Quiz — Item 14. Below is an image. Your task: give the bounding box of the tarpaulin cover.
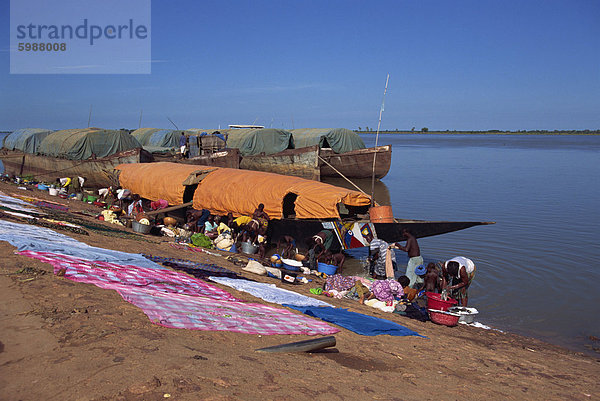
[221,128,293,156]
[131,128,181,148]
[115,162,371,219]
[290,128,365,154]
[37,128,142,160]
[115,162,214,206]
[3,128,53,153]
[192,167,371,219]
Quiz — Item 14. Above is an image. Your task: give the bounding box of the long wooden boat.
[0,148,153,188]
[319,144,391,179]
[239,145,320,180]
[150,148,241,169]
[113,162,494,249]
[234,144,391,181]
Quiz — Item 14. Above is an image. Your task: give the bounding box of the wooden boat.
[0,127,153,188]
[183,128,391,181]
[113,162,494,249]
[0,148,153,188]
[319,145,391,179]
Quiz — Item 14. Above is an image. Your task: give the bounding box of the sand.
[0,182,598,401]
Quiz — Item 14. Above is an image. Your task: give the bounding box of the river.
[326,133,600,355]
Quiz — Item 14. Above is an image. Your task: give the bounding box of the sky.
[1,0,599,131]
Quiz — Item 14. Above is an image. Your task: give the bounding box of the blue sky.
[1,0,599,131]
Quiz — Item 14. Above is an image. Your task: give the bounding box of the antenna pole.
[370,74,389,207]
[87,105,92,127]
[167,116,179,130]
[138,109,143,129]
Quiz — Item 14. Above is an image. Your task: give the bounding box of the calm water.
[334,134,600,354]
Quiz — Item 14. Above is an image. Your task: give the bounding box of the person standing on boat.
[395,228,423,288]
[179,132,188,158]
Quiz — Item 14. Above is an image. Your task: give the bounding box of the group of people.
[366,228,476,306]
[186,203,270,258]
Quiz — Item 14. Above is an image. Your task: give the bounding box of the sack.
[242,260,267,275]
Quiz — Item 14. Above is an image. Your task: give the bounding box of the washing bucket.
[426,292,458,311]
[370,206,395,223]
[132,220,152,234]
[240,241,258,254]
[48,188,59,196]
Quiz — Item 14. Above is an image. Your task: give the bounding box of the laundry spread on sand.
[0,220,162,270]
[120,287,339,335]
[209,276,333,308]
[14,249,339,335]
[0,191,40,213]
[284,305,424,337]
[143,254,238,278]
[18,251,238,300]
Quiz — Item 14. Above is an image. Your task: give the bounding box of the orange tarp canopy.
[115,162,215,207]
[115,162,371,219]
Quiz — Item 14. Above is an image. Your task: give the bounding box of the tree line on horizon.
[355,127,600,135]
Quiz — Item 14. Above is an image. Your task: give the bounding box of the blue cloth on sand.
[283,305,425,337]
[0,220,163,270]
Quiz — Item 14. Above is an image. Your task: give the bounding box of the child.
[423,262,440,293]
[398,275,418,301]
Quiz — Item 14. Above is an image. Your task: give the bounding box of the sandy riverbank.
[0,181,598,401]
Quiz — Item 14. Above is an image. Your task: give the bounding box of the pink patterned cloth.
[371,279,404,302]
[18,251,339,335]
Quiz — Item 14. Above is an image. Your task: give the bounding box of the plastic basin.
[426,292,458,311]
[132,220,152,234]
[281,258,302,271]
[317,262,337,276]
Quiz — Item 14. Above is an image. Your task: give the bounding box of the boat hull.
[0,148,152,188]
[240,145,320,180]
[319,145,391,179]
[267,218,493,252]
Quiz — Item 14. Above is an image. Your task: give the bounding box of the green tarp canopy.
[290,128,365,154]
[222,128,294,156]
[131,128,181,149]
[38,128,142,160]
[3,128,53,153]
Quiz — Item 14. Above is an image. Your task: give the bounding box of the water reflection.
[322,177,391,206]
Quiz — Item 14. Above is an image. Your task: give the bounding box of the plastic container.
[428,309,461,327]
[281,272,297,284]
[37,184,48,191]
[240,241,258,254]
[75,192,83,201]
[281,258,302,271]
[369,206,395,223]
[132,220,152,234]
[448,306,479,324]
[317,262,337,276]
[426,292,458,311]
[86,195,98,203]
[48,188,59,196]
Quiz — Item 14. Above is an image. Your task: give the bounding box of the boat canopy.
[290,128,365,154]
[131,128,181,149]
[3,128,53,153]
[38,128,142,160]
[115,162,371,219]
[222,128,293,156]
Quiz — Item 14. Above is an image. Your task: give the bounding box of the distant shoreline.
[356,130,600,135]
